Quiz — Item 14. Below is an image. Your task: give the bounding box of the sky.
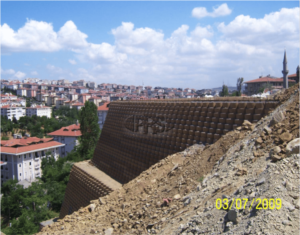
[1,1,299,89]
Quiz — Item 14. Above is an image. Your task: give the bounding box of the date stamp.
[216,198,282,210]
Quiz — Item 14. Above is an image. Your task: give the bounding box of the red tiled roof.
[97,103,110,111]
[288,73,297,78]
[0,137,53,147]
[48,124,81,137]
[245,76,297,84]
[71,102,84,106]
[26,105,51,109]
[1,141,64,154]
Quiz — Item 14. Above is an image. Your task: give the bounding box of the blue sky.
[1,1,299,89]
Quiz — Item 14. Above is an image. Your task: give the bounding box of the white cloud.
[1,68,15,75]
[14,71,26,79]
[58,21,89,49]
[1,6,299,88]
[1,19,89,53]
[218,7,299,48]
[1,68,26,79]
[192,3,232,19]
[69,59,77,65]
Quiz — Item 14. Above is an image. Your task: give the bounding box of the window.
[35,152,39,158]
[1,166,2,170]
[5,155,7,161]
[20,173,22,176]
[19,164,21,167]
[1,175,3,178]
[24,155,26,159]
[29,162,31,166]
[0,156,2,161]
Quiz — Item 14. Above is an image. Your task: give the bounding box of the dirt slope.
[38,85,299,235]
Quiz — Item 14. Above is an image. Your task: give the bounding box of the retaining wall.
[59,161,121,219]
[60,98,279,218]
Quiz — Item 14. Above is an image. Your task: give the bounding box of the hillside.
[38,85,299,235]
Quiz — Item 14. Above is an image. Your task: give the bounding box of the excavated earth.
[38,85,299,235]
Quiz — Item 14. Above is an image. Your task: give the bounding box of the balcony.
[34,157,39,161]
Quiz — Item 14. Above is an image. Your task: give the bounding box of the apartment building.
[244,75,297,95]
[48,124,81,157]
[97,102,109,129]
[0,137,65,184]
[26,105,52,118]
[1,105,25,120]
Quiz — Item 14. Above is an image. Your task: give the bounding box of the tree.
[12,116,18,124]
[26,99,31,107]
[1,179,24,220]
[78,101,100,158]
[236,77,244,96]
[219,85,229,97]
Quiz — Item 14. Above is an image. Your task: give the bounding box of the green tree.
[78,101,100,158]
[219,85,229,97]
[26,99,31,108]
[1,179,24,220]
[236,77,244,96]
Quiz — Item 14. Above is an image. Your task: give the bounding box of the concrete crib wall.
[60,98,278,219]
[59,161,121,219]
[92,99,278,184]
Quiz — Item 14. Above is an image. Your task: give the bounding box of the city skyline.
[1,1,299,89]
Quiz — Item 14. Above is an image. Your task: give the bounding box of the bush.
[1,136,9,140]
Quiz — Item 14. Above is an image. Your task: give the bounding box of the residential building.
[1,94,17,100]
[69,102,84,110]
[26,105,52,118]
[55,98,68,109]
[88,97,103,106]
[26,89,37,98]
[48,124,81,157]
[75,87,89,94]
[0,137,64,184]
[78,94,91,104]
[1,105,25,120]
[87,81,97,89]
[77,80,86,87]
[244,75,296,95]
[97,102,109,129]
[46,96,58,106]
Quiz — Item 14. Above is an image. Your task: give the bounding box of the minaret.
[282,50,289,88]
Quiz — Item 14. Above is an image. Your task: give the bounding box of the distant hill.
[211,86,237,92]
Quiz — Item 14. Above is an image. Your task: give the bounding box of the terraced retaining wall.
[60,98,279,218]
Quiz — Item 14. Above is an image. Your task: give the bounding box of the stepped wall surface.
[60,98,279,218]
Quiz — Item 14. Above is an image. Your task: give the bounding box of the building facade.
[48,124,81,157]
[1,105,25,120]
[26,105,52,118]
[244,75,296,96]
[97,103,109,129]
[0,137,64,184]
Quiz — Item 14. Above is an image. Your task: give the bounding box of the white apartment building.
[48,124,81,157]
[1,94,17,100]
[0,137,65,184]
[97,102,109,129]
[26,105,52,118]
[17,88,28,97]
[1,105,25,120]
